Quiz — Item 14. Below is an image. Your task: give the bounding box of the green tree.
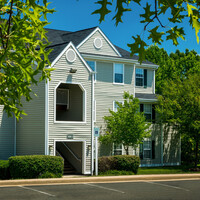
[100,92,151,155]
[145,46,200,94]
[93,0,200,63]
[156,73,200,167]
[0,0,54,119]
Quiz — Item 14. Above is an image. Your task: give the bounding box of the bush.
[0,160,10,180]
[98,155,140,174]
[9,155,64,179]
[99,170,135,176]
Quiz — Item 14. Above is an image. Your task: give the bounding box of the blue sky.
[46,1,200,55]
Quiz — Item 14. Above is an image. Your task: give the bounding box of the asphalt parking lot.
[0,179,200,200]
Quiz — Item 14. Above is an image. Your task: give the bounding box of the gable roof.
[45,27,156,65]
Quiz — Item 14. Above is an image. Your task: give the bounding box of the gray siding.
[48,46,92,173]
[16,79,45,155]
[135,69,154,94]
[94,61,134,131]
[0,106,15,160]
[78,30,119,57]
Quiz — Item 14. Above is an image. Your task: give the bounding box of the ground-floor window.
[113,143,122,155]
[140,140,155,159]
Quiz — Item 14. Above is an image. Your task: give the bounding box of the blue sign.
[94,127,99,137]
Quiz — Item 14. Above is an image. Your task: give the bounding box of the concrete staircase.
[56,150,77,175]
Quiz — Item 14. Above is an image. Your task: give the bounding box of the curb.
[1,174,200,187]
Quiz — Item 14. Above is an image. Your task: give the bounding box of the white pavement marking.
[85,183,125,194]
[18,186,55,197]
[146,181,190,192]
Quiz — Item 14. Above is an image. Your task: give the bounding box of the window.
[56,88,69,109]
[136,68,144,86]
[114,63,124,84]
[144,104,152,121]
[140,104,154,122]
[135,68,147,87]
[87,61,96,81]
[113,144,122,155]
[140,140,152,159]
[113,101,123,112]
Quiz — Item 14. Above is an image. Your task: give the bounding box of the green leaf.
[127,35,148,64]
[140,3,155,23]
[166,26,185,46]
[187,3,200,43]
[92,0,112,23]
[112,0,131,26]
[148,26,164,45]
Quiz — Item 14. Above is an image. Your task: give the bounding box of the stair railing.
[62,142,81,163]
[56,150,65,162]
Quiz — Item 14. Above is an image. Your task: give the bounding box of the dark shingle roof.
[135,93,157,100]
[45,27,156,65]
[115,46,155,65]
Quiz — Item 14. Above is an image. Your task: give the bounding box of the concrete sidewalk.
[1,174,200,187]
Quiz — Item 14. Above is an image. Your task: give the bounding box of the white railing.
[62,142,81,162]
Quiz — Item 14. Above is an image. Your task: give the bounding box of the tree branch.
[5,0,14,50]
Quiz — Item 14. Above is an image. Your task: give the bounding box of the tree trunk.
[124,146,129,155]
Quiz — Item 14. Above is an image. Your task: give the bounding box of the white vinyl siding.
[78,30,119,57]
[0,106,15,160]
[16,78,46,155]
[48,46,92,172]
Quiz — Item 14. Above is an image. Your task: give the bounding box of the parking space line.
[146,181,190,192]
[18,186,55,197]
[85,183,125,194]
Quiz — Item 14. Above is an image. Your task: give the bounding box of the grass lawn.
[99,165,200,176]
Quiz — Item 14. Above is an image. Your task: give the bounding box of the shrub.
[98,155,140,174]
[0,160,10,180]
[9,155,64,179]
[114,155,140,174]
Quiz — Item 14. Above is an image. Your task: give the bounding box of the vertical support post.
[161,123,163,166]
[91,73,95,175]
[95,136,98,176]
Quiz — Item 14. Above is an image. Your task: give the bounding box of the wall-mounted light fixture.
[70,68,77,73]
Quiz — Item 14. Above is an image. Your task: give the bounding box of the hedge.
[98,155,140,174]
[0,160,10,180]
[9,155,64,179]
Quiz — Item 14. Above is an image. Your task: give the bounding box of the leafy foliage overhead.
[93,0,200,63]
[0,0,54,119]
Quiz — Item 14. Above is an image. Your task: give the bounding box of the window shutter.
[140,104,144,112]
[152,140,155,159]
[152,104,156,123]
[140,143,143,160]
[144,69,147,88]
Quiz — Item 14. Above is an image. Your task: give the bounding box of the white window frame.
[113,63,124,84]
[54,81,86,124]
[113,100,124,112]
[135,68,144,87]
[86,60,96,82]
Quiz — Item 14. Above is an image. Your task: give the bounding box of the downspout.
[160,123,163,166]
[14,117,16,156]
[91,72,95,175]
[133,64,135,98]
[45,79,49,155]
